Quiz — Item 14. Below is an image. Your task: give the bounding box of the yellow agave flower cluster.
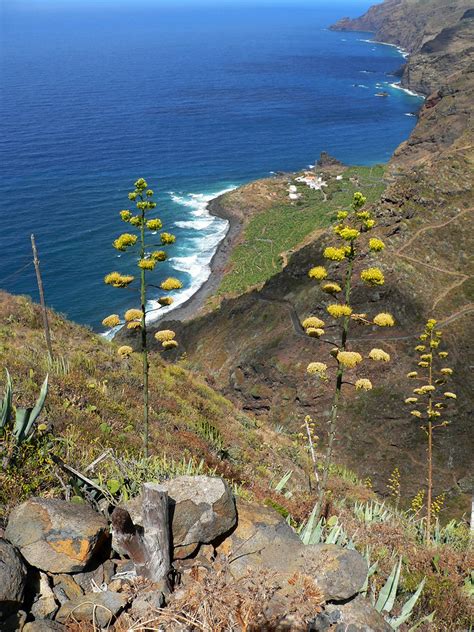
[404,319,456,423]
[105,177,179,278]
[154,329,178,350]
[304,192,393,390]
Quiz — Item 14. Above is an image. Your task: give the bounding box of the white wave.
[358,38,409,58]
[388,82,425,98]
[145,186,235,322]
[404,112,417,117]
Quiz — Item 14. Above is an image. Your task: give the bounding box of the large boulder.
[55,591,128,628]
[0,538,27,620]
[23,622,65,632]
[218,499,302,578]
[5,499,110,574]
[218,501,367,602]
[118,476,237,555]
[294,544,368,602]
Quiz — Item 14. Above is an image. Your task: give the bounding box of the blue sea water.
[0,2,423,330]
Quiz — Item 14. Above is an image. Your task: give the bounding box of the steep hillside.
[330,0,473,54]
[0,291,313,520]
[145,2,474,516]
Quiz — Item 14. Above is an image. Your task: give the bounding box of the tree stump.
[111,483,171,584]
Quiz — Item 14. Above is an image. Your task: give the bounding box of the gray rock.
[55,591,128,628]
[5,498,110,574]
[31,572,58,620]
[218,499,302,579]
[51,574,83,605]
[325,595,393,631]
[0,538,27,620]
[23,620,65,631]
[294,544,368,602]
[130,590,165,619]
[119,476,237,549]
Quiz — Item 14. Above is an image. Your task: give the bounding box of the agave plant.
[0,369,49,444]
[372,557,427,630]
[297,506,355,548]
[354,500,393,524]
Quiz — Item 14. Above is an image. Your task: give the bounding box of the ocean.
[0,2,423,330]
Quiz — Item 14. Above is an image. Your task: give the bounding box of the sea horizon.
[0,2,423,330]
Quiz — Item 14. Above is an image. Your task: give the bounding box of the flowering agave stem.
[139,201,150,459]
[313,248,354,523]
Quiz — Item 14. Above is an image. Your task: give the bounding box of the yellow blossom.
[158,296,174,306]
[162,340,178,350]
[161,232,176,244]
[155,329,176,342]
[368,238,385,252]
[415,345,425,352]
[104,272,134,288]
[125,309,142,322]
[418,385,435,394]
[306,327,325,338]
[135,178,148,190]
[420,354,432,361]
[146,219,163,231]
[302,316,325,329]
[373,312,395,327]
[138,259,156,271]
[369,348,390,362]
[102,314,121,328]
[160,277,183,291]
[120,210,132,222]
[440,368,453,375]
[146,189,154,197]
[117,345,133,359]
[151,250,167,261]
[307,362,328,377]
[113,233,138,251]
[356,211,371,220]
[405,397,418,404]
[426,319,437,329]
[361,267,384,286]
[321,282,342,294]
[355,378,372,391]
[127,321,142,330]
[418,361,429,368]
[327,304,352,319]
[308,266,328,280]
[439,351,448,359]
[323,247,346,262]
[364,219,375,229]
[338,227,359,241]
[444,392,457,399]
[407,371,418,378]
[337,351,362,368]
[337,211,348,220]
[129,216,142,227]
[411,410,422,418]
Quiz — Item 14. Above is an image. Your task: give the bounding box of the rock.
[294,544,368,602]
[120,476,237,549]
[23,621,66,631]
[5,498,110,574]
[31,572,58,620]
[55,591,128,628]
[51,574,83,604]
[0,538,27,620]
[217,499,302,579]
[130,590,165,619]
[72,563,105,593]
[324,595,393,631]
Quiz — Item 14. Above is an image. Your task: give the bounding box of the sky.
[2,0,371,7]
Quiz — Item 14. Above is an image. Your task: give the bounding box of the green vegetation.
[218,165,385,295]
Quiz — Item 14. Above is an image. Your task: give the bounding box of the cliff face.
[330,0,473,54]
[147,1,474,514]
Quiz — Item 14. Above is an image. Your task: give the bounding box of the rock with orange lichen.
[4,499,109,573]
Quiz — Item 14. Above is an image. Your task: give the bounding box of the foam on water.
[145,187,235,322]
[388,82,425,99]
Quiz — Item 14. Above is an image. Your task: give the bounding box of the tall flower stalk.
[405,319,455,543]
[304,192,394,522]
[102,178,182,457]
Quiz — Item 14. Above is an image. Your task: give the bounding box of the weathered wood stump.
[111,483,171,584]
